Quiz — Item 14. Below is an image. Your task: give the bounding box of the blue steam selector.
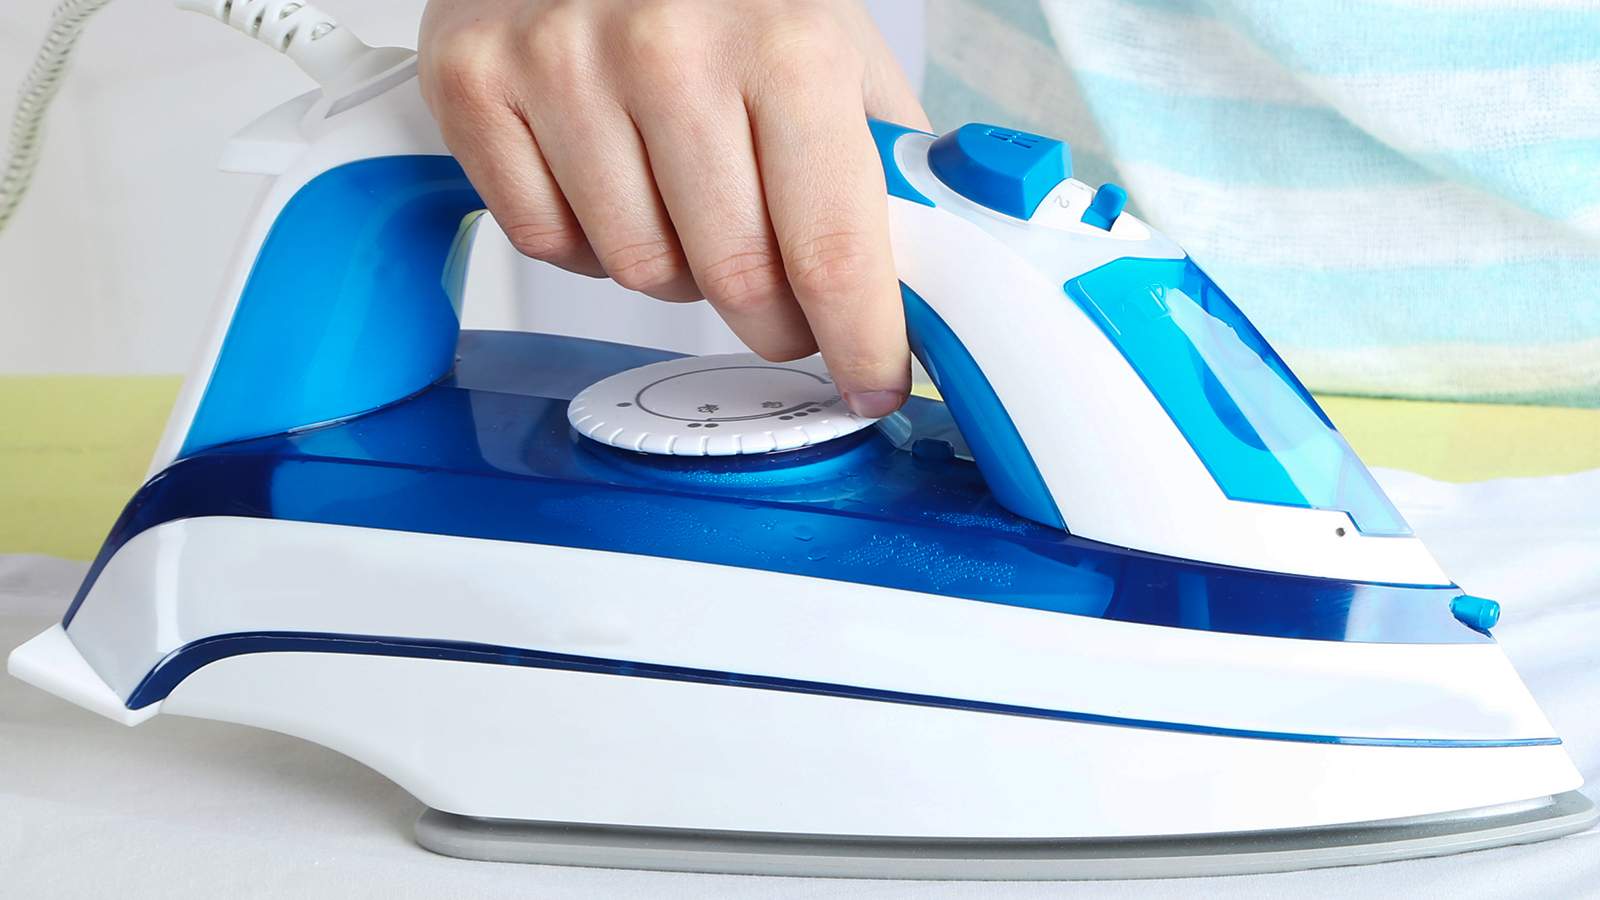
[927,123,1071,220]
[568,353,876,456]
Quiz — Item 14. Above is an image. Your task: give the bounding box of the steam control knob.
[568,352,876,457]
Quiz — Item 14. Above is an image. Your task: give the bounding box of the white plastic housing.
[8,517,1582,837]
[885,133,1449,584]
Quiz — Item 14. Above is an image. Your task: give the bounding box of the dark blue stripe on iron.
[62,332,1486,646]
[126,631,1560,749]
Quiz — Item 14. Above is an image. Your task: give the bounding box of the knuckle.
[523,40,577,87]
[601,238,688,294]
[424,37,504,109]
[698,246,788,313]
[618,9,707,102]
[524,0,585,42]
[503,219,585,262]
[620,3,693,61]
[785,229,875,299]
[756,10,853,76]
[522,5,594,84]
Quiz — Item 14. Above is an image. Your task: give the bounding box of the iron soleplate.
[415,790,1596,880]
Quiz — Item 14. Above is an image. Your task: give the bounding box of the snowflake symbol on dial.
[761,400,783,409]
[697,403,720,414]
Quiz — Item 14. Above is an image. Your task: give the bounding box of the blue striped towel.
[922,0,1600,407]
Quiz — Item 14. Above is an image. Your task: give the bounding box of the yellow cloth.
[2,377,177,560]
[5,377,1599,561]
[1316,395,1600,484]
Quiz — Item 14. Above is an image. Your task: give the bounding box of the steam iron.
[8,3,1593,880]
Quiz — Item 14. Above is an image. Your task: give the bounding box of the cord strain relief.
[175,0,372,85]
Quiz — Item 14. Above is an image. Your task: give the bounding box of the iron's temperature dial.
[567,353,876,456]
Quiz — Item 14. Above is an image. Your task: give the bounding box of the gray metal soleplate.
[415,790,1596,880]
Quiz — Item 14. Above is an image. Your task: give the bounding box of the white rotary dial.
[567,353,877,457]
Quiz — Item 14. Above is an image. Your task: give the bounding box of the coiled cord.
[0,0,371,237]
[0,0,115,235]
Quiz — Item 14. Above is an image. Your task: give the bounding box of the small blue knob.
[1451,595,1501,632]
[1082,183,1127,230]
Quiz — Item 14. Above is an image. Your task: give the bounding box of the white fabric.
[2,468,1597,897]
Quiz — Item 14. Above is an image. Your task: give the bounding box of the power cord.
[0,0,378,236]
[0,0,115,235]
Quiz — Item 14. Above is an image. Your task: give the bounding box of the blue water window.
[1065,257,1410,536]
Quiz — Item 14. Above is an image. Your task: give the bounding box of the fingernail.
[843,390,906,419]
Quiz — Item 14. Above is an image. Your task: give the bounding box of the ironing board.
[2,376,1598,897]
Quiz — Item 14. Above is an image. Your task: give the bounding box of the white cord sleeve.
[173,1,377,86]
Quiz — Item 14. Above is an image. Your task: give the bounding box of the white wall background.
[0,0,923,374]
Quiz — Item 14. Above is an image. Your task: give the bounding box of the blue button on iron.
[1082,183,1127,230]
[927,123,1071,220]
[1451,595,1500,633]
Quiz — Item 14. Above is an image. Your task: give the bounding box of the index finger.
[747,76,911,419]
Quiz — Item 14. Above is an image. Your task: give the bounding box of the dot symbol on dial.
[634,364,837,423]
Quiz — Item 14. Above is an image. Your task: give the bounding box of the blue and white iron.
[8,1,1593,880]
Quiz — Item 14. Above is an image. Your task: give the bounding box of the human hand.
[418,0,928,417]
